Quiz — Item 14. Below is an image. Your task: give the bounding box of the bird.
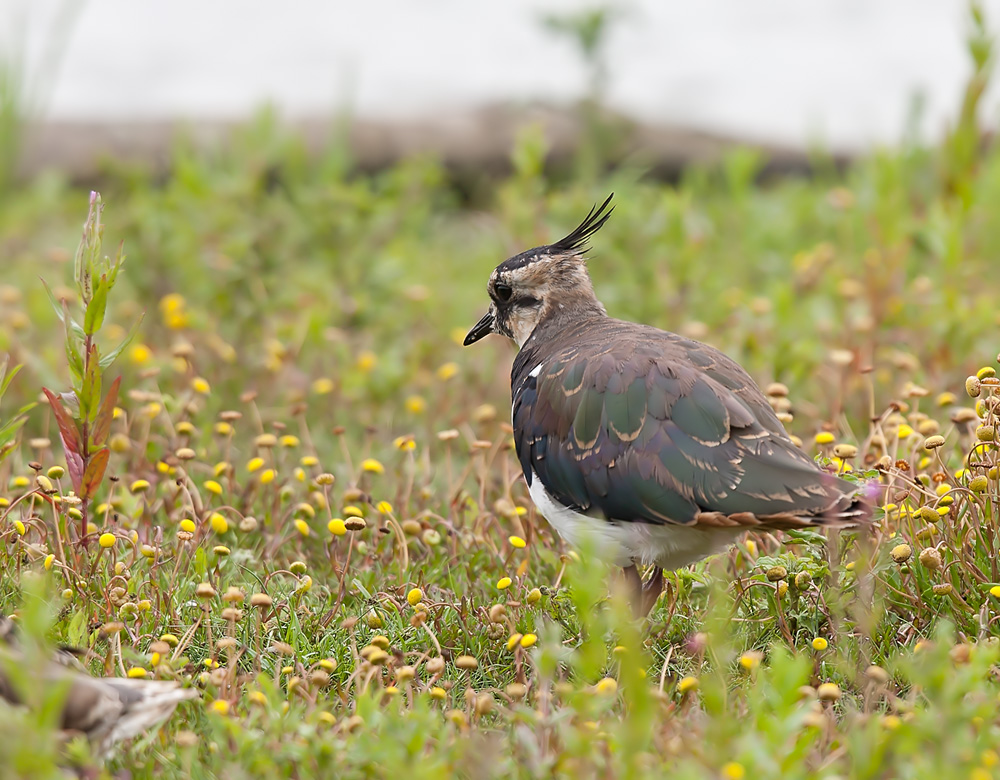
[463,195,867,616]
[0,616,196,758]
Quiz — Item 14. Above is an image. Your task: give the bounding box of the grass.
[1,93,1000,777]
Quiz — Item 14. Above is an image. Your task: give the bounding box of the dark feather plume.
[549,194,614,255]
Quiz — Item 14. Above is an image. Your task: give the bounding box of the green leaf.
[0,356,20,399]
[67,609,88,650]
[99,313,144,370]
[83,274,109,335]
[81,344,102,424]
[40,278,86,339]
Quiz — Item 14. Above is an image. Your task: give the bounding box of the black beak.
[463,311,494,346]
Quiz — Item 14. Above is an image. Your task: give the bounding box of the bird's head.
[464,195,613,348]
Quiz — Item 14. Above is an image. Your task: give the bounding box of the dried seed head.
[425,657,446,675]
[255,434,278,448]
[316,472,335,486]
[345,517,367,532]
[923,435,945,450]
[918,506,940,524]
[223,586,245,603]
[475,693,494,716]
[950,643,972,664]
[766,382,789,397]
[932,583,953,596]
[176,447,196,460]
[488,604,507,623]
[890,544,912,564]
[455,655,478,670]
[816,682,841,702]
[505,682,527,700]
[195,582,217,599]
[221,607,243,621]
[766,566,787,582]
[794,571,813,589]
[918,547,942,570]
[969,475,989,493]
[250,592,273,608]
[952,408,979,424]
[865,665,889,684]
[966,376,982,398]
[833,444,857,459]
[239,516,259,532]
[396,665,416,684]
[976,425,996,442]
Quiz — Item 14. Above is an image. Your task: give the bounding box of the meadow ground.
[1,106,1000,779]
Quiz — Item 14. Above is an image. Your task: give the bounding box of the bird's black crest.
[549,193,614,255]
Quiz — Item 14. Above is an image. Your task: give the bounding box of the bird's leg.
[639,567,665,617]
[623,564,644,616]
[622,564,663,618]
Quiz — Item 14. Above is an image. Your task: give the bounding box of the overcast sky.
[4,0,998,150]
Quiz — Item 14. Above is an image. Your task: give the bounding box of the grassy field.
[2,78,1000,777]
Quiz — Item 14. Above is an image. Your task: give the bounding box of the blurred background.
[4,0,999,178]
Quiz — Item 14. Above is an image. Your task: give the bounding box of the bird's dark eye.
[494,283,513,302]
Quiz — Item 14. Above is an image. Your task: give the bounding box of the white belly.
[528,471,744,570]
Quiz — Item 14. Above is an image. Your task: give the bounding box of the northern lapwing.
[0,616,196,758]
[464,195,867,616]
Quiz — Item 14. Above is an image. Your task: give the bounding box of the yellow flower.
[376,501,393,514]
[677,676,699,694]
[739,652,762,671]
[407,588,423,606]
[98,533,116,549]
[990,585,1000,598]
[436,362,459,381]
[210,513,229,534]
[361,458,385,474]
[43,554,55,570]
[812,637,829,651]
[328,518,347,536]
[721,762,745,780]
[191,377,211,395]
[393,436,417,451]
[129,344,152,365]
[405,395,426,414]
[300,455,319,467]
[520,633,537,648]
[205,480,223,496]
[259,469,276,484]
[126,667,147,679]
[356,351,377,373]
[311,377,335,395]
[130,479,151,494]
[897,424,914,439]
[506,633,523,651]
[294,519,310,537]
[247,457,264,472]
[344,505,364,517]
[814,432,835,445]
[594,677,618,696]
[210,699,230,715]
[496,577,512,590]
[214,422,233,436]
[429,686,447,701]
[180,519,196,533]
[280,435,300,448]
[508,535,526,549]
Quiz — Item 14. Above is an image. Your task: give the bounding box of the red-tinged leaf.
[65,447,85,495]
[91,375,121,448]
[80,447,109,500]
[42,388,82,455]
